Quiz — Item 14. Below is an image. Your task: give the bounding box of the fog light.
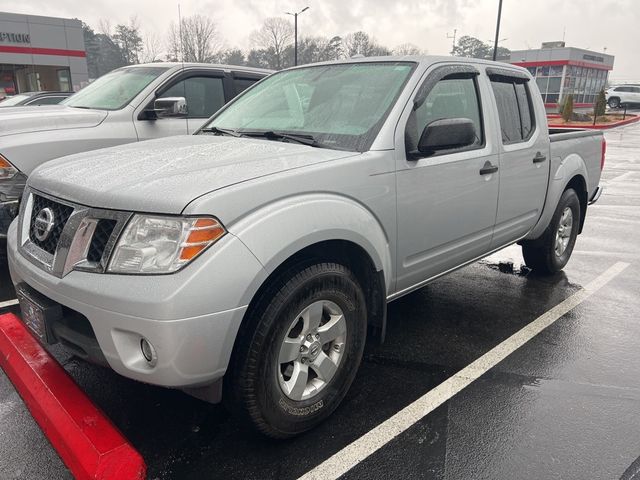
[140,338,157,366]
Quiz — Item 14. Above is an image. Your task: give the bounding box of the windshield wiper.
[241,130,327,148]
[200,126,243,137]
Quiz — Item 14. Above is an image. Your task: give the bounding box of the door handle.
[479,161,499,175]
[533,152,547,163]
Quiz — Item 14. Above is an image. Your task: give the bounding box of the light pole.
[286,6,309,66]
[492,0,504,61]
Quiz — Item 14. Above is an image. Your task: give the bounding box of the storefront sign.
[0,32,31,44]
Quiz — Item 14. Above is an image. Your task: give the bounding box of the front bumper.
[7,219,267,390]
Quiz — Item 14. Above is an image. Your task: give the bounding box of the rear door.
[487,68,549,248]
[395,64,500,293]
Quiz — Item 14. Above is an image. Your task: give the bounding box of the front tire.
[522,188,581,274]
[226,262,367,438]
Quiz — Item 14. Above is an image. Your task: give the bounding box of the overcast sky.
[9,0,639,82]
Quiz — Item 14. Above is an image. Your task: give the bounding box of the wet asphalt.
[1,117,640,480]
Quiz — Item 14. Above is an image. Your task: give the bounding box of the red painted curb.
[0,313,146,480]
[548,114,640,130]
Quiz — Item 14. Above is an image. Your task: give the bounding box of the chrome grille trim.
[17,188,132,278]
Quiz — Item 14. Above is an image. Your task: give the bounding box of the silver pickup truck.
[7,56,605,438]
[0,62,271,236]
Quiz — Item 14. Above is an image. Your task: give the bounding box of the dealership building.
[0,11,88,96]
[508,42,615,107]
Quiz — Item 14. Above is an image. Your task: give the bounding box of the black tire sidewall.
[246,264,367,437]
[549,189,580,271]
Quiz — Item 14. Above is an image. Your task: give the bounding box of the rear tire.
[608,97,620,109]
[225,262,367,438]
[522,188,581,275]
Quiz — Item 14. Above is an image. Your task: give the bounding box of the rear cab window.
[488,69,536,144]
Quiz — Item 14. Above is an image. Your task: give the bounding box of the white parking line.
[574,250,640,260]
[603,171,635,185]
[298,261,630,480]
[0,299,19,309]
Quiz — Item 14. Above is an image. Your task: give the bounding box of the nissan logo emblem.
[34,207,55,242]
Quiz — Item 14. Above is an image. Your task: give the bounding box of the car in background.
[0,91,73,107]
[0,62,272,237]
[605,85,640,108]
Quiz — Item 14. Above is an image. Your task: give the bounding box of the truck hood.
[29,135,358,214]
[0,105,107,137]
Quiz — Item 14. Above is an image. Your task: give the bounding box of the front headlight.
[107,215,226,274]
[0,154,18,180]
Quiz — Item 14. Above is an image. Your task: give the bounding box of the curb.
[0,313,146,480]
[548,114,640,130]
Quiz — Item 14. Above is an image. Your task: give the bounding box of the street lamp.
[286,6,309,66]
[492,0,504,61]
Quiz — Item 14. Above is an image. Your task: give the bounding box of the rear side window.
[234,78,259,95]
[490,77,535,144]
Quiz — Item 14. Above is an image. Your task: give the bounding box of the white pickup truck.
[7,56,605,438]
[0,62,272,236]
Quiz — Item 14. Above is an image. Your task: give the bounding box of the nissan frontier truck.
[7,56,605,438]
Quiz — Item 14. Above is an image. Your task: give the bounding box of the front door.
[135,73,227,140]
[395,67,500,293]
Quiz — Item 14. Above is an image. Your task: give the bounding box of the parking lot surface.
[2,117,640,480]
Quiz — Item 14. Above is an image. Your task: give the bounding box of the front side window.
[203,62,416,152]
[62,66,169,110]
[490,77,536,144]
[405,76,484,157]
[160,76,226,118]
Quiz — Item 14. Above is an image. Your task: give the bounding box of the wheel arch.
[525,153,590,241]
[565,174,588,233]
[246,239,386,340]
[223,238,388,401]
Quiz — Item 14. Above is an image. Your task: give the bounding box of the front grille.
[29,195,74,255]
[20,189,131,277]
[87,219,117,263]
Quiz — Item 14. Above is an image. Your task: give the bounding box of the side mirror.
[417,118,476,156]
[153,96,187,118]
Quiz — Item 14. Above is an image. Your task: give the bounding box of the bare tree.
[393,43,425,56]
[98,18,112,36]
[166,23,181,61]
[250,17,293,70]
[139,31,164,63]
[168,14,222,63]
[343,31,390,58]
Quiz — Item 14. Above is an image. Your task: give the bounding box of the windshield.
[62,66,169,110]
[0,94,32,106]
[202,62,415,152]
